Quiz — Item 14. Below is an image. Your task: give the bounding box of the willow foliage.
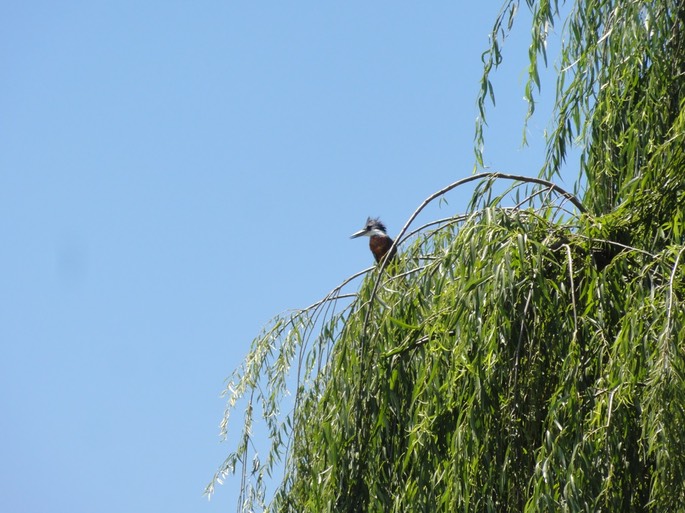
[209,1,685,511]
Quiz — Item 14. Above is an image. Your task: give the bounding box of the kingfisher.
[350,217,397,264]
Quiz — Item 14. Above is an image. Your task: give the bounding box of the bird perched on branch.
[350,217,397,264]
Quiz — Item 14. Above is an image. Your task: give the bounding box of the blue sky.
[1,2,571,512]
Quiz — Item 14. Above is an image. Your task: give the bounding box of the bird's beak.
[349,229,368,239]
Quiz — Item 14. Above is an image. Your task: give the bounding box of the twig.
[564,244,578,343]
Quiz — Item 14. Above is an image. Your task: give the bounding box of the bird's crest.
[365,217,387,234]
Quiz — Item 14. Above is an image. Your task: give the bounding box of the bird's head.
[350,217,389,239]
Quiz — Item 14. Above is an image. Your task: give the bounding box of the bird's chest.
[369,235,394,263]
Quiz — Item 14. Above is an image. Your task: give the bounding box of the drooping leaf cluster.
[209,1,685,511]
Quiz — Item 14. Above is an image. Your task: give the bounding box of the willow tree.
[208,1,685,511]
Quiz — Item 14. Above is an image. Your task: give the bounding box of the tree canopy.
[209,1,685,511]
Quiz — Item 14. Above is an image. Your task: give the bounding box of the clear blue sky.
[1,3,570,512]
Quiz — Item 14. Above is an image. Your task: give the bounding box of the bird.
[350,217,397,264]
